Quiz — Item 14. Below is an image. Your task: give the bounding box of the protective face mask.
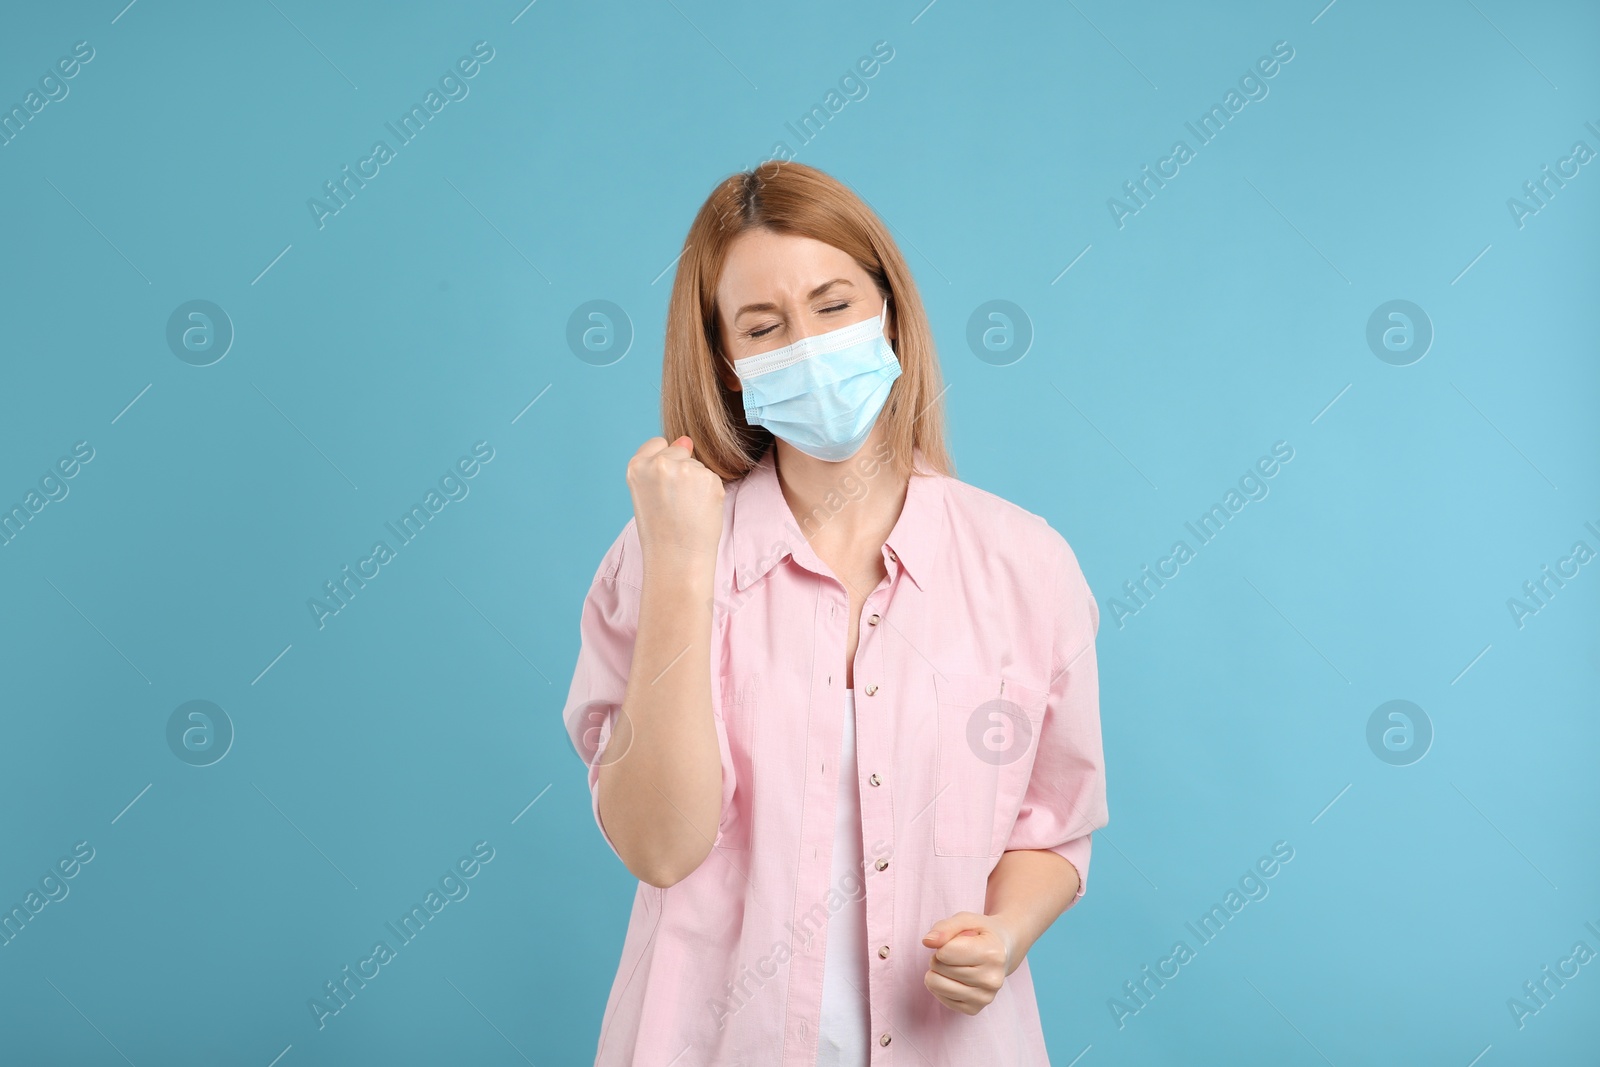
[729,298,901,462]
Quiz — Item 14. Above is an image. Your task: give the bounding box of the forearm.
[983,848,1082,976]
[597,558,719,887]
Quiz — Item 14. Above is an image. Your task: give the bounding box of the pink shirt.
[562,444,1109,1066]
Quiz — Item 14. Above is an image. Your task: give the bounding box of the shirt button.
[864,684,878,696]
[879,1033,892,1047]
[874,858,888,871]
[888,550,898,562]
[868,773,881,786]
[867,613,880,626]
[877,945,890,959]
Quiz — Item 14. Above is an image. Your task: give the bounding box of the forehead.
[716,229,865,309]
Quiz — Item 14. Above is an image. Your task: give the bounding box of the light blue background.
[1,0,1596,1064]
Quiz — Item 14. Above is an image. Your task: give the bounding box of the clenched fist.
[625,436,726,573]
[922,911,1015,1015]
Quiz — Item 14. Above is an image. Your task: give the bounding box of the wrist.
[988,911,1023,976]
[640,550,717,592]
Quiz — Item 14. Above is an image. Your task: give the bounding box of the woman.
[562,161,1108,1066]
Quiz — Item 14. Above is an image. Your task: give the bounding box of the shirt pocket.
[713,673,760,851]
[933,672,1049,858]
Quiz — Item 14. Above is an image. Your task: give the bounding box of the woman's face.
[713,227,896,392]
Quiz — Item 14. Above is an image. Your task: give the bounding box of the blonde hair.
[661,161,953,482]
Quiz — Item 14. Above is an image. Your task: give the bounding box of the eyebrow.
[734,278,854,320]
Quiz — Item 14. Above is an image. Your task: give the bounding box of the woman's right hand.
[625,435,726,573]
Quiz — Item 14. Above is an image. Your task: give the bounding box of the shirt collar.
[730,443,946,593]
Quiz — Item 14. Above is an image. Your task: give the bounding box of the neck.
[772,424,909,554]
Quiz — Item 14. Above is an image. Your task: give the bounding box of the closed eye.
[746,302,852,341]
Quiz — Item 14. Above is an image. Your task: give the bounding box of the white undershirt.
[816,688,870,1066]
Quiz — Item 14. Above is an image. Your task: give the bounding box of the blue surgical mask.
[729,298,901,462]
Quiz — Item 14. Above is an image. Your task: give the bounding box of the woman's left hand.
[921,911,1016,1014]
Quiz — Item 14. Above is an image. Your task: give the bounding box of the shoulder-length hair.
[661,161,953,483]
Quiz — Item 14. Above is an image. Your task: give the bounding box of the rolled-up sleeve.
[1003,531,1109,911]
[561,520,739,864]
